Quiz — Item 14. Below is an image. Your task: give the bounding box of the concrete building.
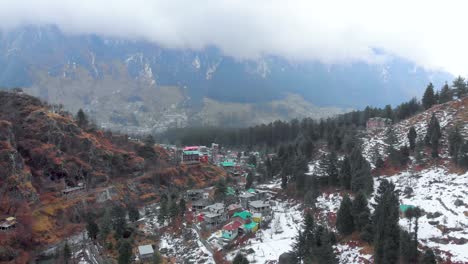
[138,244,154,260]
[239,192,256,209]
[0,217,16,231]
[249,200,272,221]
[192,199,210,212]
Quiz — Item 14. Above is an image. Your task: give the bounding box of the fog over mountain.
[0,1,460,132]
[1,0,467,74]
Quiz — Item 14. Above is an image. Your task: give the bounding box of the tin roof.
[138,245,154,255]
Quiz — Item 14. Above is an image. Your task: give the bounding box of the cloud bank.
[0,0,467,75]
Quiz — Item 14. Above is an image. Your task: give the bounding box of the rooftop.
[244,222,258,230]
[204,212,222,218]
[138,245,154,255]
[249,200,269,208]
[233,211,252,220]
[239,193,255,199]
[205,203,224,211]
[223,221,243,231]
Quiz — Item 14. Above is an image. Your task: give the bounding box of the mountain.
[0,90,224,262]
[0,25,452,133]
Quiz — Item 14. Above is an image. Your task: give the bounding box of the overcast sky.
[0,0,466,75]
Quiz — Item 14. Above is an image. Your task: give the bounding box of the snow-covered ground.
[160,229,215,263]
[226,202,303,263]
[377,168,468,263]
[335,243,372,264]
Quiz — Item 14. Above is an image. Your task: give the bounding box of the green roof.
[222,232,234,239]
[244,222,258,230]
[233,211,252,220]
[183,150,200,155]
[221,161,235,167]
[226,187,236,196]
[400,204,416,212]
[247,188,256,193]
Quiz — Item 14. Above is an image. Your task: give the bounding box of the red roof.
[223,221,242,231]
[184,146,199,151]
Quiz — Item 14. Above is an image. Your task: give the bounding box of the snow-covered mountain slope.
[363,97,468,163]
[377,168,468,263]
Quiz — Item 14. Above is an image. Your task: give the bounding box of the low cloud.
[0,0,467,74]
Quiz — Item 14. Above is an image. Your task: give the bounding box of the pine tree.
[303,212,316,254]
[128,205,140,222]
[414,139,425,165]
[99,208,112,241]
[76,108,88,128]
[439,83,452,103]
[458,141,468,168]
[63,241,72,264]
[360,222,373,244]
[245,171,254,189]
[86,216,100,240]
[169,199,179,220]
[179,198,186,216]
[233,253,249,264]
[118,240,132,264]
[352,192,370,232]
[153,251,163,264]
[384,105,394,120]
[350,148,373,194]
[315,230,338,264]
[425,114,441,158]
[158,198,168,225]
[421,249,437,264]
[407,126,417,151]
[327,152,339,186]
[214,178,227,201]
[111,205,127,238]
[281,173,288,190]
[422,83,436,110]
[452,76,467,98]
[336,195,355,235]
[385,127,398,150]
[292,231,307,262]
[372,180,400,264]
[340,156,352,190]
[448,126,463,162]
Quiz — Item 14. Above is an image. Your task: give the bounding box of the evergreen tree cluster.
[448,126,468,168]
[158,91,433,149]
[424,114,442,158]
[293,213,338,264]
[372,180,400,264]
[336,193,372,242]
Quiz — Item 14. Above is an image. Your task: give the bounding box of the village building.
[249,200,272,221]
[203,212,226,229]
[252,213,262,223]
[137,244,154,261]
[182,148,200,165]
[186,189,205,201]
[221,220,243,242]
[239,192,256,208]
[242,221,259,233]
[192,199,210,212]
[232,211,252,223]
[227,203,242,217]
[366,117,392,131]
[0,217,16,231]
[205,203,225,215]
[221,159,236,169]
